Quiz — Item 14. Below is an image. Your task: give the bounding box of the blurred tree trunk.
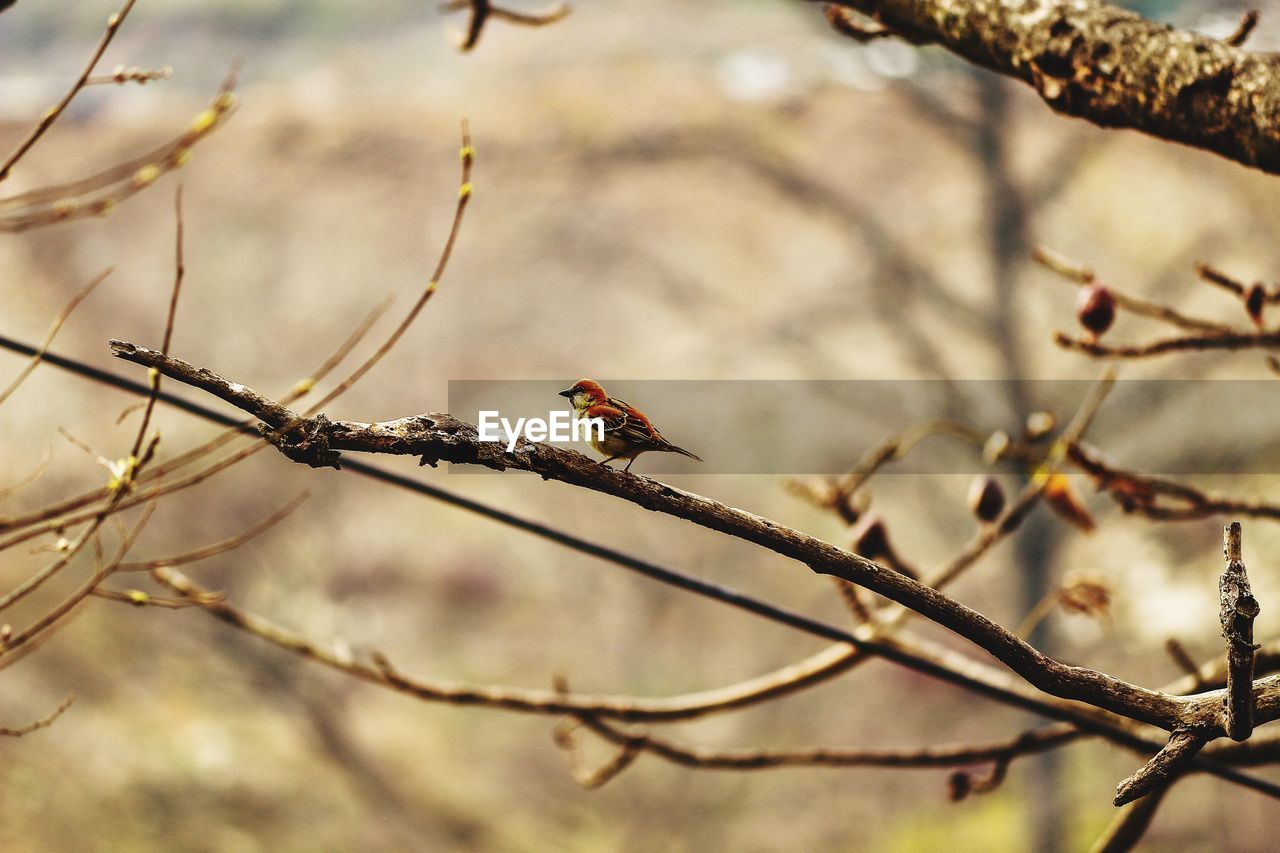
[974,72,1067,853]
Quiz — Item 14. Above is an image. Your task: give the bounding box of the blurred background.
[2,0,1280,849]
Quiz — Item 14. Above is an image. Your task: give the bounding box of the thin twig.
[92,587,222,608]
[85,65,172,86]
[0,445,51,502]
[565,713,1075,773]
[1070,443,1280,522]
[0,268,111,407]
[1054,329,1280,359]
[0,0,139,182]
[1164,638,1204,689]
[0,294,391,541]
[1,502,156,657]
[1089,786,1169,852]
[924,368,1116,592]
[1224,10,1260,48]
[1033,245,1230,334]
[117,492,307,572]
[0,693,75,736]
[304,124,474,412]
[1195,262,1280,303]
[151,565,1228,787]
[0,72,238,232]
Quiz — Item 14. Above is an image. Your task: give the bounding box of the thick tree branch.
[824,0,1280,175]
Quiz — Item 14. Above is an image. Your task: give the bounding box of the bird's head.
[558,378,607,411]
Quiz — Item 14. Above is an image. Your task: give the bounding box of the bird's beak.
[557,387,575,398]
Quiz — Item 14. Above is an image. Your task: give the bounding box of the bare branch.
[301,125,473,413]
[0,693,74,737]
[0,445,50,502]
[142,512,1280,800]
[1195,261,1280,303]
[1224,10,1261,50]
[824,5,904,43]
[1220,522,1260,740]
[92,586,223,608]
[1054,328,1280,359]
[1089,786,1169,852]
[0,74,238,232]
[1033,245,1230,334]
[1070,442,1280,522]
[1165,638,1204,689]
[1114,730,1207,806]
[0,268,111,407]
[1,501,156,657]
[85,65,172,86]
[117,492,307,572]
[564,712,1077,773]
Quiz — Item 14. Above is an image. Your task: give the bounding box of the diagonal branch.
[1113,730,1207,806]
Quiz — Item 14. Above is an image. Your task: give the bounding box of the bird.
[558,379,702,473]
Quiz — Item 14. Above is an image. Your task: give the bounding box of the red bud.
[1076,283,1115,338]
[967,475,1006,523]
[850,513,890,560]
[1245,282,1266,327]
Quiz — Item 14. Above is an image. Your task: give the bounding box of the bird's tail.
[663,443,703,463]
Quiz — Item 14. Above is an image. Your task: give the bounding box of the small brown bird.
[558,379,702,473]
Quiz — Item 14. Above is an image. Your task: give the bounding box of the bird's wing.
[582,402,630,433]
[585,401,660,445]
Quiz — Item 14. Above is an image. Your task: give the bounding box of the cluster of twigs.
[0,0,237,233]
[92,324,1280,853]
[0,0,453,733]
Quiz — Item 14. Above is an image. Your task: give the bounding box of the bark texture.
[831,0,1280,175]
